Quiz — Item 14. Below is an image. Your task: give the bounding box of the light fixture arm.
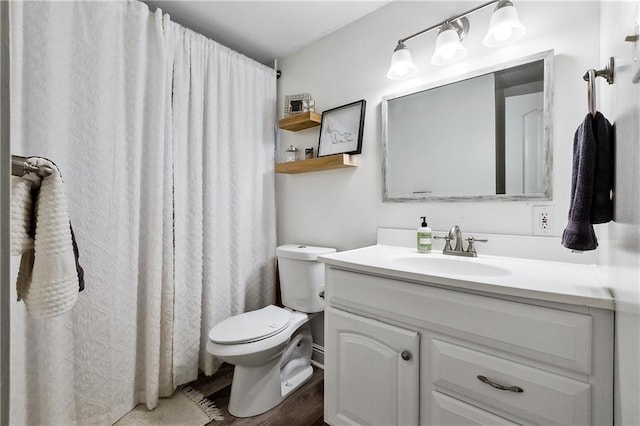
[398,0,499,45]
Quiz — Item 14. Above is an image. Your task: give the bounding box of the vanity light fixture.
[483,0,526,47]
[431,18,469,66]
[386,0,526,79]
[386,41,418,79]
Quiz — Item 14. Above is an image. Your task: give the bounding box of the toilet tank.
[276,244,336,313]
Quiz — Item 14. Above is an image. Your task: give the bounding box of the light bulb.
[493,25,512,42]
[386,42,418,79]
[483,1,526,47]
[440,46,456,61]
[431,25,467,66]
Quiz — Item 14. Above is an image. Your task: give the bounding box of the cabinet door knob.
[401,350,412,361]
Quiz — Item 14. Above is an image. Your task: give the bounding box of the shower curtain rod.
[11,155,54,177]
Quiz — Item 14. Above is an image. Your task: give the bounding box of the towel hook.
[582,57,614,116]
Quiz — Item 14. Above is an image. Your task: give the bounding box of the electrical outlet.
[532,205,554,235]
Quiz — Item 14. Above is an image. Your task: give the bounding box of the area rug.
[114,386,224,425]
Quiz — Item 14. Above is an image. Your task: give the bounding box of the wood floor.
[188,364,327,426]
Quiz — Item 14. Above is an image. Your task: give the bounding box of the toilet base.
[227,325,313,418]
[281,362,313,399]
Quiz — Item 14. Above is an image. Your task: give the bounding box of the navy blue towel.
[562,112,614,251]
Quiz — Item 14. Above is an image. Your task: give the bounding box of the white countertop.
[319,244,615,310]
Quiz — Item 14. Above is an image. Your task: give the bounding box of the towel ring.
[585,69,596,116]
[582,57,614,116]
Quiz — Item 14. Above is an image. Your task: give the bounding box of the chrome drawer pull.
[477,375,524,393]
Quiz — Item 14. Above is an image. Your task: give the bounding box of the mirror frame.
[382,50,554,202]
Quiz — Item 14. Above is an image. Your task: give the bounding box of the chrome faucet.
[435,225,488,257]
[449,225,463,252]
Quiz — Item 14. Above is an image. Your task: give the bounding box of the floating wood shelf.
[275,154,358,174]
[278,112,321,131]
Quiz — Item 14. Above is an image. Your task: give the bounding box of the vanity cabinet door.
[325,307,420,426]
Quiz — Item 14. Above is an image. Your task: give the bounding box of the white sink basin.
[318,244,614,310]
[390,255,511,277]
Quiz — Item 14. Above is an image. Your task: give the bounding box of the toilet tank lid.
[276,244,336,261]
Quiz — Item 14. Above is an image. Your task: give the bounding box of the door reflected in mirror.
[382,50,553,201]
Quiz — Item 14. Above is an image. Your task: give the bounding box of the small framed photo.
[284,93,311,116]
[317,99,366,157]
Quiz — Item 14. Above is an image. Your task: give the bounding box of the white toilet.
[206,244,336,418]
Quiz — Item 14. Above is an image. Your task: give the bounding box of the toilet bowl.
[206,305,313,417]
[206,244,336,418]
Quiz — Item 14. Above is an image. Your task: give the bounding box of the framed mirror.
[382,50,553,202]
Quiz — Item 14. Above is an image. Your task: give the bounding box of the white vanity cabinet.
[323,266,614,426]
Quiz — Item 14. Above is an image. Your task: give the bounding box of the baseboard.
[311,343,324,369]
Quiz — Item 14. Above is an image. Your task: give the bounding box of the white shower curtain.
[10,1,277,424]
[10,1,174,424]
[164,19,277,384]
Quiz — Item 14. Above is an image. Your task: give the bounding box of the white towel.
[11,176,35,255]
[13,158,79,319]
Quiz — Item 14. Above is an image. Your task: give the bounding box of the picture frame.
[317,99,366,157]
[284,93,312,116]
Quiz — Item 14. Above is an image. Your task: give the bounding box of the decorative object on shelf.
[303,99,315,113]
[284,93,312,116]
[386,0,526,79]
[305,147,314,159]
[285,145,299,162]
[317,99,366,157]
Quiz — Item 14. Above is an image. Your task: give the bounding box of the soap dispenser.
[417,216,432,253]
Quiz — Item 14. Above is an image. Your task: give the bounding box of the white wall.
[599,2,640,425]
[277,1,601,251]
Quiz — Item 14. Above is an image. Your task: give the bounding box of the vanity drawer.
[430,339,590,425]
[430,391,520,426]
[327,267,592,373]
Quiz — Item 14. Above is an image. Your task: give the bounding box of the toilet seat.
[209,305,292,344]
